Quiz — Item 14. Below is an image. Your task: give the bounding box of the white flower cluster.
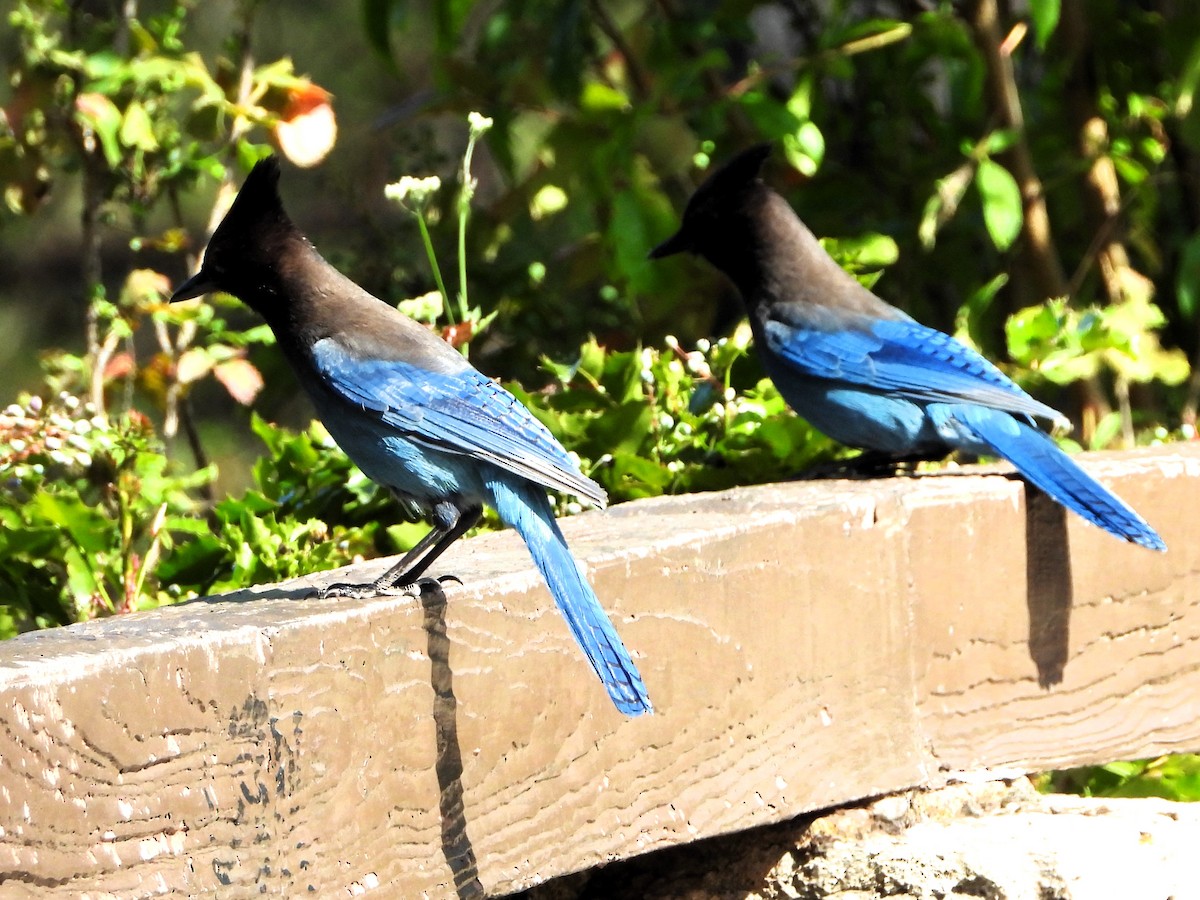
[467,111,494,138]
[383,175,442,209]
[2,392,104,475]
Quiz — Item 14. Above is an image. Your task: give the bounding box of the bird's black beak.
[648,228,690,260]
[170,269,216,303]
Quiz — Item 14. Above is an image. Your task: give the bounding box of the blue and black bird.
[650,145,1164,552]
[171,158,652,715]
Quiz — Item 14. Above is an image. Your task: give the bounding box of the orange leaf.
[441,321,474,349]
[176,347,213,384]
[121,268,172,307]
[274,82,336,168]
[103,352,135,381]
[213,358,264,405]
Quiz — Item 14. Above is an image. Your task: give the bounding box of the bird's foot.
[314,581,396,600]
[314,573,462,600]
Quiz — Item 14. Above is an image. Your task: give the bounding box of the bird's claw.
[314,573,463,600]
[314,582,378,600]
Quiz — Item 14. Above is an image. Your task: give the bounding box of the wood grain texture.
[1,446,1198,897]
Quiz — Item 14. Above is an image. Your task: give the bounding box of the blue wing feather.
[764,312,1063,423]
[310,338,605,507]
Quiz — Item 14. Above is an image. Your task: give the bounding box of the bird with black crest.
[650,144,1164,552]
[172,157,652,716]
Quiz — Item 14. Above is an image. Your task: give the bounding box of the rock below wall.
[519,779,1199,900]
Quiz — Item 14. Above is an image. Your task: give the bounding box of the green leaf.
[1089,411,1123,450]
[983,128,1018,155]
[361,0,402,62]
[954,273,1009,349]
[33,493,112,554]
[386,521,427,553]
[783,120,825,177]
[919,163,974,250]
[74,93,123,168]
[580,81,630,113]
[1006,300,1065,362]
[1177,231,1200,319]
[607,190,651,291]
[63,544,103,612]
[1030,0,1061,49]
[976,158,1023,251]
[119,101,158,151]
[823,233,899,269]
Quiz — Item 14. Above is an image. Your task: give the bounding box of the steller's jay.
[171,158,652,716]
[650,145,1164,552]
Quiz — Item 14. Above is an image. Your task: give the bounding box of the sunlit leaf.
[74,92,123,167]
[176,347,214,384]
[530,184,568,220]
[783,120,825,177]
[580,81,629,113]
[954,273,1008,349]
[119,101,158,151]
[33,493,111,554]
[823,232,898,269]
[213,359,265,405]
[983,128,1018,155]
[976,158,1023,250]
[919,163,974,249]
[274,82,336,168]
[120,268,171,308]
[1030,0,1061,49]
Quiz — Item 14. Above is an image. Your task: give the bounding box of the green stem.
[416,212,452,323]
[456,134,479,353]
[457,203,468,324]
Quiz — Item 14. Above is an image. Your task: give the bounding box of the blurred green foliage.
[1036,754,1200,802]
[514,331,835,504]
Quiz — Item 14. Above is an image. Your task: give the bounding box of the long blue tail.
[487,477,653,716]
[948,405,1165,551]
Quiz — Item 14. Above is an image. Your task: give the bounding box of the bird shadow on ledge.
[181,574,485,896]
[187,584,316,605]
[419,578,486,900]
[1023,486,1073,689]
[796,459,1074,689]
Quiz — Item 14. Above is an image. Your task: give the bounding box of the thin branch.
[969,0,1066,299]
[970,0,1112,436]
[725,21,912,99]
[81,155,106,420]
[589,0,650,101]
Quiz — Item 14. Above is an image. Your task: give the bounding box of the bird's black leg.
[317,502,483,600]
[373,502,482,590]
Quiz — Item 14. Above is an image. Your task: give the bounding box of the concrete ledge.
[1,446,1198,897]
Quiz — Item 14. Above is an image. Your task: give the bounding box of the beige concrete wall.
[1,446,1197,897]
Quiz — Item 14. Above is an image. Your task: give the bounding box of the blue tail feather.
[950,405,1165,551]
[487,477,653,716]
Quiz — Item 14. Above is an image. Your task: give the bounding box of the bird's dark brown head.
[170,156,298,313]
[648,143,772,263]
